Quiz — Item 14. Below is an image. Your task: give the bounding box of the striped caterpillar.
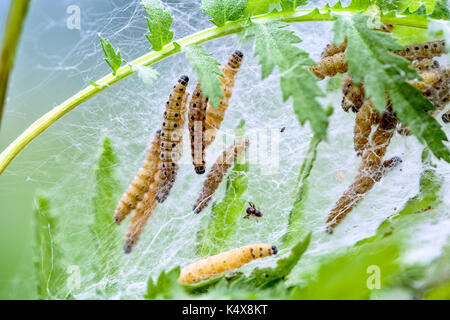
[155,75,190,203]
[327,108,400,233]
[421,68,449,111]
[341,75,365,113]
[204,50,243,147]
[178,243,278,284]
[411,58,440,71]
[353,100,379,156]
[114,129,161,224]
[124,175,159,253]
[188,83,208,174]
[395,40,446,61]
[193,139,249,213]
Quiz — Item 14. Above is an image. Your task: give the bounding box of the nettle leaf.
[376,0,402,11]
[244,0,281,15]
[183,44,223,108]
[335,14,450,162]
[430,0,450,19]
[100,37,123,76]
[245,20,328,139]
[142,0,174,51]
[280,0,308,11]
[202,0,248,27]
[145,267,189,299]
[91,137,122,279]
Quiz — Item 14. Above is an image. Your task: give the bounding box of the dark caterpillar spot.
[191,116,195,120]
[175,113,178,117]
[196,92,200,97]
[174,124,178,127]
[172,143,176,147]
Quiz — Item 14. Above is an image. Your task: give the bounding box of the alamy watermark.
[66,5,81,30]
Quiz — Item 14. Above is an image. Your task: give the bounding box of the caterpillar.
[342,75,365,113]
[155,75,190,203]
[124,175,159,253]
[178,243,278,284]
[443,110,450,123]
[396,40,446,61]
[309,52,347,80]
[114,129,161,224]
[321,38,347,59]
[193,139,249,213]
[353,100,379,156]
[411,58,440,71]
[327,107,399,233]
[204,50,243,147]
[421,67,449,111]
[189,83,208,174]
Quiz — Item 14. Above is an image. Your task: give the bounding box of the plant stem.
[0,8,430,176]
[0,0,31,127]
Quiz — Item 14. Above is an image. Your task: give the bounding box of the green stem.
[0,8,429,175]
[0,0,31,127]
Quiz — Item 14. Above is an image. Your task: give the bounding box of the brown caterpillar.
[422,68,449,111]
[411,59,440,71]
[353,100,380,156]
[321,38,347,59]
[396,40,446,61]
[189,83,208,174]
[342,75,365,113]
[114,129,161,224]
[309,52,347,80]
[178,243,278,284]
[123,174,159,253]
[155,75,190,203]
[204,50,243,147]
[327,108,399,233]
[193,139,249,213]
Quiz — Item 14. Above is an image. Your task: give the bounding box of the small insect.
[342,75,365,113]
[205,50,243,147]
[396,40,446,61]
[193,139,249,213]
[280,127,286,133]
[123,177,159,253]
[188,83,208,174]
[178,243,278,284]
[309,52,347,80]
[155,75,190,203]
[114,129,161,224]
[244,202,263,219]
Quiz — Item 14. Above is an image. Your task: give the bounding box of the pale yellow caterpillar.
[204,50,243,147]
[309,52,347,80]
[321,38,347,59]
[188,83,208,174]
[155,75,190,203]
[193,139,249,213]
[124,175,159,253]
[114,129,161,224]
[396,40,446,61]
[178,243,278,284]
[342,75,365,113]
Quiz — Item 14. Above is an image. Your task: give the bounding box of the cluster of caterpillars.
[113,50,244,253]
[310,32,449,233]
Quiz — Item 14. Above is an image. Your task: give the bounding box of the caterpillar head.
[195,166,205,175]
[271,245,278,255]
[443,112,450,123]
[179,75,189,85]
[233,50,244,59]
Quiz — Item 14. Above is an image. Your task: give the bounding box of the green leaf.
[280,0,308,11]
[202,0,248,27]
[142,0,174,51]
[429,0,450,19]
[392,25,429,45]
[245,20,328,139]
[91,137,122,279]
[335,14,450,162]
[422,281,450,299]
[292,241,400,299]
[99,37,123,76]
[376,0,402,11]
[33,195,67,299]
[244,0,281,15]
[183,44,224,108]
[145,267,188,299]
[197,124,249,256]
